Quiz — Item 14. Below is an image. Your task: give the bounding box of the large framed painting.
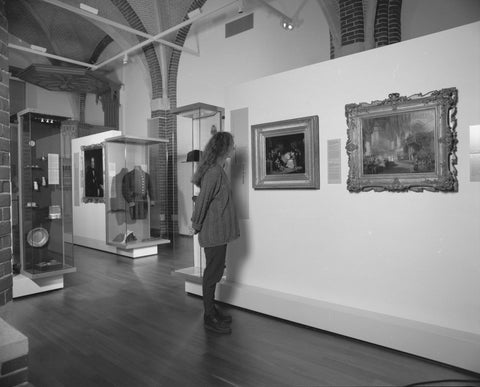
[345,88,458,192]
[251,115,319,189]
[81,144,104,203]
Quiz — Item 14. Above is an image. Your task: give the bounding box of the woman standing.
[191,132,240,334]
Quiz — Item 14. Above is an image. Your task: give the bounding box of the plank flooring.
[1,236,480,387]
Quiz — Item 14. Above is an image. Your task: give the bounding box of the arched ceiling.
[5,0,198,93]
[6,0,195,67]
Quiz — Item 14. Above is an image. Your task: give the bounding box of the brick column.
[339,0,365,46]
[374,0,402,47]
[388,0,402,44]
[0,0,12,308]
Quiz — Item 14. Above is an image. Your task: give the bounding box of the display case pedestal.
[114,238,171,258]
[103,135,171,258]
[13,273,64,298]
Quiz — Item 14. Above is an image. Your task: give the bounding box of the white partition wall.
[183,23,480,373]
[72,131,120,254]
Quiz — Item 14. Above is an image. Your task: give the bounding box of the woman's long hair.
[191,131,234,187]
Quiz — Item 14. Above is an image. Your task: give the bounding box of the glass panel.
[172,104,224,274]
[18,112,75,277]
[105,136,170,249]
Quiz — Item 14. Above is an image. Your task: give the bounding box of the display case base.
[12,273,64,298]
[114,238,171,258]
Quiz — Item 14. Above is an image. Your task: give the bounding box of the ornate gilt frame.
[345,88,458,192]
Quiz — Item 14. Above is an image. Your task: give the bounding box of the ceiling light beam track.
[37,0,198,56]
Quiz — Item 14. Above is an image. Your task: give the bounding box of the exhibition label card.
[48,153,60,185]
[327,139,342,184]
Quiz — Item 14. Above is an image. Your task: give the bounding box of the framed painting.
[345,88,458,192]
[251,115,319,189]
[81,144,104,203]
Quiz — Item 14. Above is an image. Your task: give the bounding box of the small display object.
[104,135,170,252]
[16,110,76,278]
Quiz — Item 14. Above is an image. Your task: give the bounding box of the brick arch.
[374,0,402,46]
[109,0,163,99]
[339,0,365,46]
[89,35,114,64]
[148,0,208,236]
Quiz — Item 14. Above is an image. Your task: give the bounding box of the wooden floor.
[2,236,480,387]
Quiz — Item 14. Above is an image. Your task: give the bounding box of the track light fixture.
[282,18,294,31]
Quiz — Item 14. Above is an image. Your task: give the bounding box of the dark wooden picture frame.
[251,115,319,189]
[345,88,458,192]
[82,144,104,203]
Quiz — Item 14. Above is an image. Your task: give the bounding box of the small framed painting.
[251,115,319,189]
[82,144,104,203]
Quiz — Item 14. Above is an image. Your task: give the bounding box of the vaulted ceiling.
[6,0,196,69]
[5,0,203,94]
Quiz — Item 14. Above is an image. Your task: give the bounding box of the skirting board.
[185,280,480,374]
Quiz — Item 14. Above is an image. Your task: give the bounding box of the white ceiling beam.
[8,43,96,69]
[38,0,198,56]
[93,0,240,71]
[256,0,294,24]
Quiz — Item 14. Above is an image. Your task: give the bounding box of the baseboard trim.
[185,280,480,374]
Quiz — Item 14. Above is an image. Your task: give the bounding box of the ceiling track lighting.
[282,19,294,31]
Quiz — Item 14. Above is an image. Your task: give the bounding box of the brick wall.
[0,0,12,307]
[111,0,163,99]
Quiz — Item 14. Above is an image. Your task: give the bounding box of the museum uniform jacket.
[121,167,154,220]
[191,164,240,248]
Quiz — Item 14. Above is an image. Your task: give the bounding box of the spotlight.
[282,19,294,31]
[238,0,244,13]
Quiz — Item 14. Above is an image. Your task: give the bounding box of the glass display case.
[171,102,224,276]
[103,135,170,254]
[17,110,76,278]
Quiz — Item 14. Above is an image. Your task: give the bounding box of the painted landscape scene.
[362,109,436,175]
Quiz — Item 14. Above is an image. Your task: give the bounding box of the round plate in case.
[27,227,49,247]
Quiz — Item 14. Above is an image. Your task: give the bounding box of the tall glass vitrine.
[103,135,170,256]
[171,103,224,276]
[17,110,76,279]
